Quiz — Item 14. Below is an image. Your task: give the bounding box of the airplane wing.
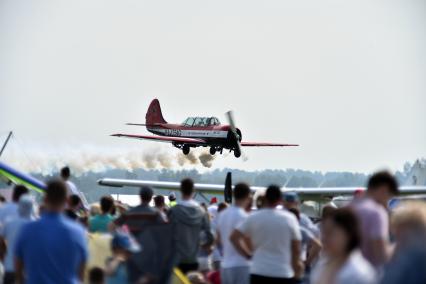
[111,134,207,145]
[97,177,426,200]
[241,142,299,147]
[0,161,46,193]
[125,123,164,127]
[98,178,234,195]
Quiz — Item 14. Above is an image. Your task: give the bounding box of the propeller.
[224,172,233,203]
[225,111,242,158]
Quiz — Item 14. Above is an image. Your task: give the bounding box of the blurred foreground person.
[380,202,426,284]
[89,267,105,284]
[0,195,6,205]
[65,194,82,221]
[351,171,398,268]
[216,183,251,284]
[90,196,115,233]
[168,178,213,274]
[283,192,319,237]
[316,203,337,235]
[311,208,376,284]
[105,232,140,284]
[113,186,164,236]
[0,238,6,284]
[61,166,89,209]
[288,208,322,277]
[153,195,168,222]
[0,195,34,284]
[15,179,88,284]
[231,185,303,284]
[0,185,28,227]
[168,192,177,207]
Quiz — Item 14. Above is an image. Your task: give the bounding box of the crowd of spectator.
[0,167,425,284]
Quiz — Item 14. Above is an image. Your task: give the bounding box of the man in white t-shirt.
[231,185,303,284]
[60,166,89,210]
[0,185,29,228]
[217,183,252,284]
[60,167,79,196]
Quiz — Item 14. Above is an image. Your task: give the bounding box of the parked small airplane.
[112,99,298,158]
[97,173,426,203]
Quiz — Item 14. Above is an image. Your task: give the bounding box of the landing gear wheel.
[234,149,241,158]
[209,147,216,155]
[182,145,190,155]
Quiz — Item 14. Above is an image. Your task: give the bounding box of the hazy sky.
[1,0,425,173]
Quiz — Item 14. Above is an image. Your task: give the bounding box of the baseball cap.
[168,192,176,201]
[283,192,299,203]
[111,232,141,253]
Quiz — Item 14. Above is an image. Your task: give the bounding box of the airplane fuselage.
[147,124,238,154]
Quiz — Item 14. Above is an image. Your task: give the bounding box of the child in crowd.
[105,232,140,284]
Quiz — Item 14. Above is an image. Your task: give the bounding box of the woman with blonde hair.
[381,201,426,284]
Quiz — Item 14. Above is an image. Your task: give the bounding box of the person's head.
[180,178,194,199]
[321,208,360,258]
[233,183,251,207]
[391,201,426,244]
[168,192,176,202]
[283,191,299,209]
[321,203,338,220]
[12,184,29,203]
[44,179,68,212]
[218,202,228,213]
[18,194,34,219]
[60,166,71,180]
[88,267,105,284]
[264,185,282,207]
[68,194,81,210]
[111,232,140,258]
[367,171,399,207]
[100,196,115,214]
[90,204,101,216]
[139,186,153,204]
[154,195,165,208]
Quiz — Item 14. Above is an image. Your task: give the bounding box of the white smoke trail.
[2,145,218,175]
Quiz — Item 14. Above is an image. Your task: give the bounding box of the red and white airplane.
[112,99,298,158]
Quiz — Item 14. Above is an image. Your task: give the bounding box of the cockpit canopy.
[182,117,221,127]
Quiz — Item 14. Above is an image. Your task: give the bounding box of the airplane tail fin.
[145,99,167,125]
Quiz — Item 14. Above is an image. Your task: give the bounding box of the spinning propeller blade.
[225,111,242,157]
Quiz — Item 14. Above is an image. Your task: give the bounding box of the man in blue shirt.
[15,179,88,284]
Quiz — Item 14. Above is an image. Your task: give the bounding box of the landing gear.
[182,145,190,155]
[234,149,241,158]
[209,147,216,155]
